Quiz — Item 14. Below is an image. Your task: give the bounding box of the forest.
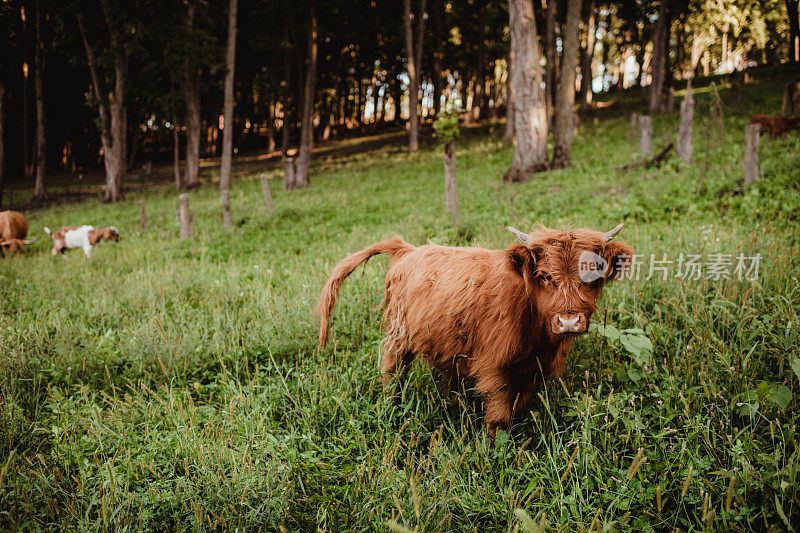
[1,0,800,531]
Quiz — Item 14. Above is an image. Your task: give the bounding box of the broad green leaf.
[790,357,800,383]
[769,385,792,410]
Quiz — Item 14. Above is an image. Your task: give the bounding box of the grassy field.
[2,66,800,531]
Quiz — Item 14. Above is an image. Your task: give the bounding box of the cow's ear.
[507,244,538,274]
[507,244,541,295]
[602,241,633,281]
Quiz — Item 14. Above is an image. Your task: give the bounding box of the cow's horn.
[603,223,625,242]
[507,226,529,244]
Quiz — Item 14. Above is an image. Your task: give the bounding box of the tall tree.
[504,0,548,182]
[578,0,597,112]
[649,0,669,114]
[293,7,316,189]
[551,0,582,169]
[219,0,237,227]
[403,0,426,153]
[33,0,46,201]
[183,3,201,188]
[76,1,128,203]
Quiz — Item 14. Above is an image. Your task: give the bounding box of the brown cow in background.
[750,115,800,138]
[0,211,36,253]
[317,224,633,437]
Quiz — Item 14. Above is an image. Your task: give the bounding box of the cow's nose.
[555,314,586,334]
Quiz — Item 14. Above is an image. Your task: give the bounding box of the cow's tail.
[44,227,51,235]
[316,237,414,349]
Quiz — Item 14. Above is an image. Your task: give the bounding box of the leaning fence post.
[179,193,192,239]
[743,124,760,185]
[260,173,275,217]
[677,91,695,163]
[629,112,638,144]
[139,199,147,232]
[639,115,653,157]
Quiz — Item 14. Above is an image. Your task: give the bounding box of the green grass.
[2,66,800,531]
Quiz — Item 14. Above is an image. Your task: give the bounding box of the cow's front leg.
[485,390,513,439]
[483,374,535,440]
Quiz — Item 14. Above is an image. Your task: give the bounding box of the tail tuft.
[44,227,51,235]
[315,237,414,349]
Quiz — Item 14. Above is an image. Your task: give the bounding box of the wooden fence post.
[639,115,653,157]
[443,141,458,225]
[677,92,695,163]
[629,112,638,144]
[179,193,192,238]
[221,189,233,227]
[139,199,147,232]
[283,156,296,190]
[743,124,760,185]
[260,173,275,217]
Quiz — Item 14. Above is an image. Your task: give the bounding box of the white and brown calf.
[45,225,119,258]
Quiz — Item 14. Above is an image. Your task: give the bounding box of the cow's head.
[0,238,35,254]
[90,226,120,245]
[507,223,633,341]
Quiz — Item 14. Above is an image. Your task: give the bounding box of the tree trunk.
[294,8,317,188]
[551,0,582,170]
[403,0,427,153]
[578,0,597,112]
[787,0,800,63]
[220,0,238,227]
[183,4,201,188]
[173,109,181,189]
[107,48,127,202]
[504,47,515,145]
[648,0,669,114]
[677,90,694,163]
[432,0,445,116]
[34,0,47,201]
[221,189,233,227]
[504,0,549,182]
[544,0,558,132]
[443,141,458,224]
[77,11,120,204]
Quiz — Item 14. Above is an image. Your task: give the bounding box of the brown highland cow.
[317,224,633,437]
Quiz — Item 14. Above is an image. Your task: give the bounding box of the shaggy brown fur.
[750,114,800,139]
[0,211,34,253]
[316,226,633,437]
